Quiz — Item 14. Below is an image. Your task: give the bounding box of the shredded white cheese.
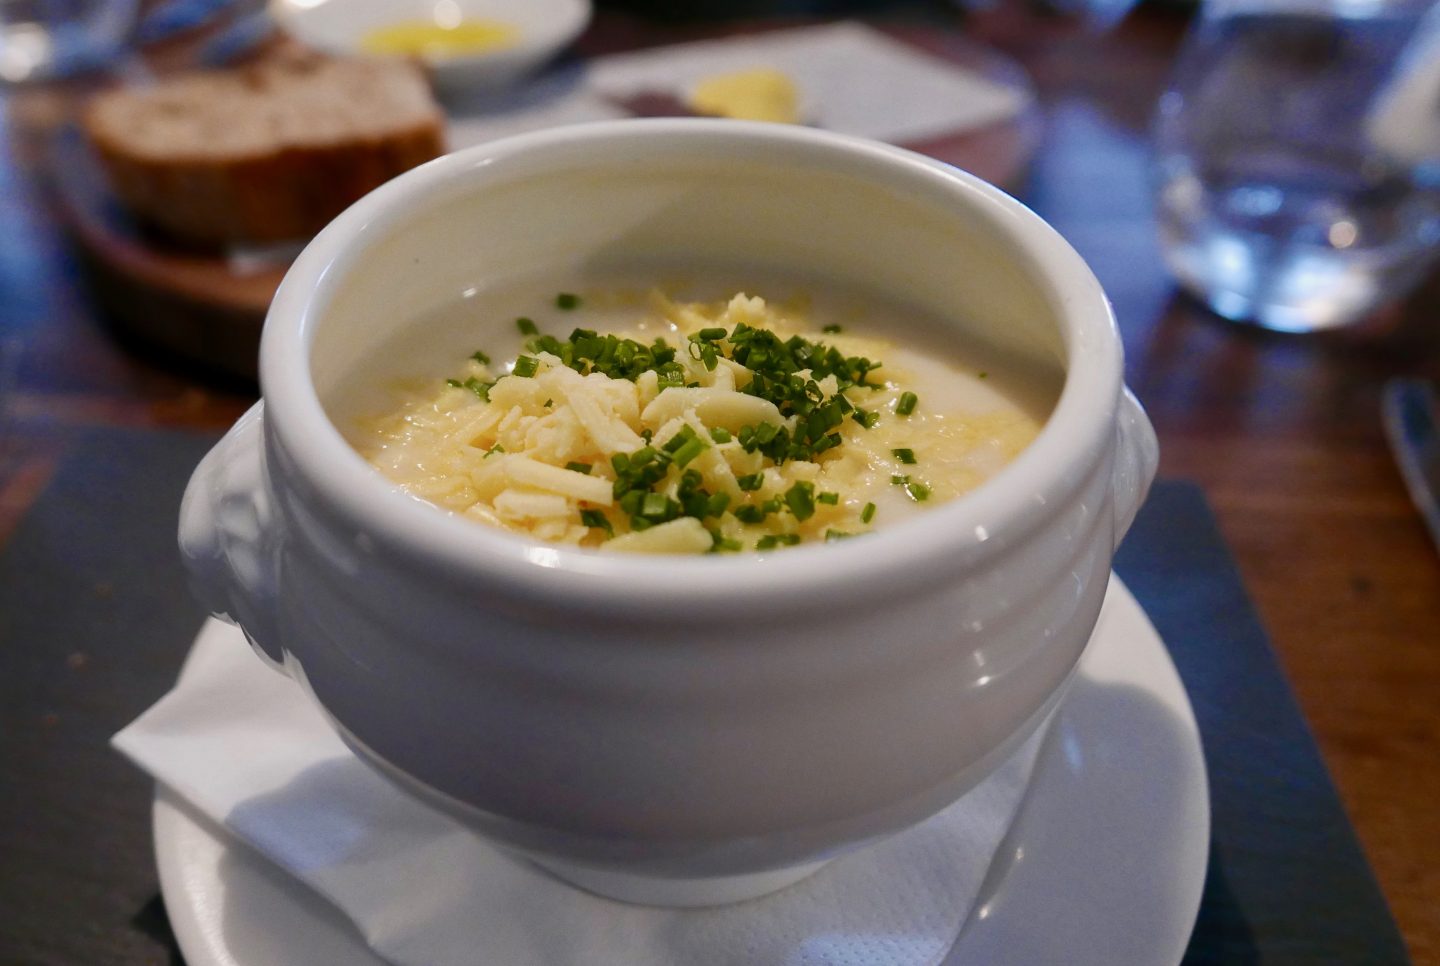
[355,291,1042,553]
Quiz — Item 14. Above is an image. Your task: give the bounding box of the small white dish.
[269,0,591,93]
[152,576,1209,966]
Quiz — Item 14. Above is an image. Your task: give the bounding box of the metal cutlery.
[1382,378,1440,556]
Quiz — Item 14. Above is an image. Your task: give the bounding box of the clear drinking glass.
[1153,0,1440,332]
[0,0,136,83]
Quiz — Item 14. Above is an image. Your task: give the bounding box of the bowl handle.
[178,402,286,670]
[1113,387,1159,549]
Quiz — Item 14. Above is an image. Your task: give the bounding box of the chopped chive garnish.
[736,473,764,491]
[696,326,727,341]
[755,533,801,550]
[784,481,816,521]
[978,371,988,379]
[896,391,918,416]
[825,529,853,541]
[688,339,720,371]
[861,502,876,524]
[556,292,581,310]
[892,474,910,485]
[892,447,917,464]
[471,350,491,365]
[512,355,539,378]
[734,504,769,524]
[709,426,732,444]
[484,444,504,458]
[564,461,592,475]
[817,491,840,505]
[662,425,697,454]
[852,408,880,429]
[637,492,679,522]
[579,509,612,534]
[447,376,491,399]
[822,324,842,333]
[672,436,709,468]
[516,317,539,335]
[904,481,931,502]
[709,528,743,552]
[446,376,491,400]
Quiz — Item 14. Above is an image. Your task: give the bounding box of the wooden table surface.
[2,4,1436,962]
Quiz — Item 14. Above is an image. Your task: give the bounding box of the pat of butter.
[360,19,519,58]
[688,68,800,124]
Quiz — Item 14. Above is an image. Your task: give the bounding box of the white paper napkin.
[447,22,1031,151]
[115,619,1049,966]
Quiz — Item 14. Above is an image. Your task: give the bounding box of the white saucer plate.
[153,576,1209,966]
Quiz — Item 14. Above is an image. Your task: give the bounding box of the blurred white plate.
[270,0,590,93]
[153,576,1208,966]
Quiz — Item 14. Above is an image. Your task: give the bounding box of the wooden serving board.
[54,129,287,382]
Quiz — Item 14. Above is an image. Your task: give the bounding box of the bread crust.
[84,55,445,246]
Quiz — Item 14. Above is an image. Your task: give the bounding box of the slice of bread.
[85,51,445,246]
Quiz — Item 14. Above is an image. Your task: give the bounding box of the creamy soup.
[344,280,1058,553]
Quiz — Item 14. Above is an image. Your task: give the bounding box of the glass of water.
[0,0,136,83]
[1153,0,1440,332]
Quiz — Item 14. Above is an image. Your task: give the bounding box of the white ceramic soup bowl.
[179,119,1157,907]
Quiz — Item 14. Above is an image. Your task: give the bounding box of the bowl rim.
[260,118,1122,618]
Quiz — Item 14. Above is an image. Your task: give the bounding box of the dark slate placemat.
[1117,483,1410,965]
[0,427,1411,964]
[0,427,219,966]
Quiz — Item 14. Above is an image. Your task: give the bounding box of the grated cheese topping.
[355,291,1041,553]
